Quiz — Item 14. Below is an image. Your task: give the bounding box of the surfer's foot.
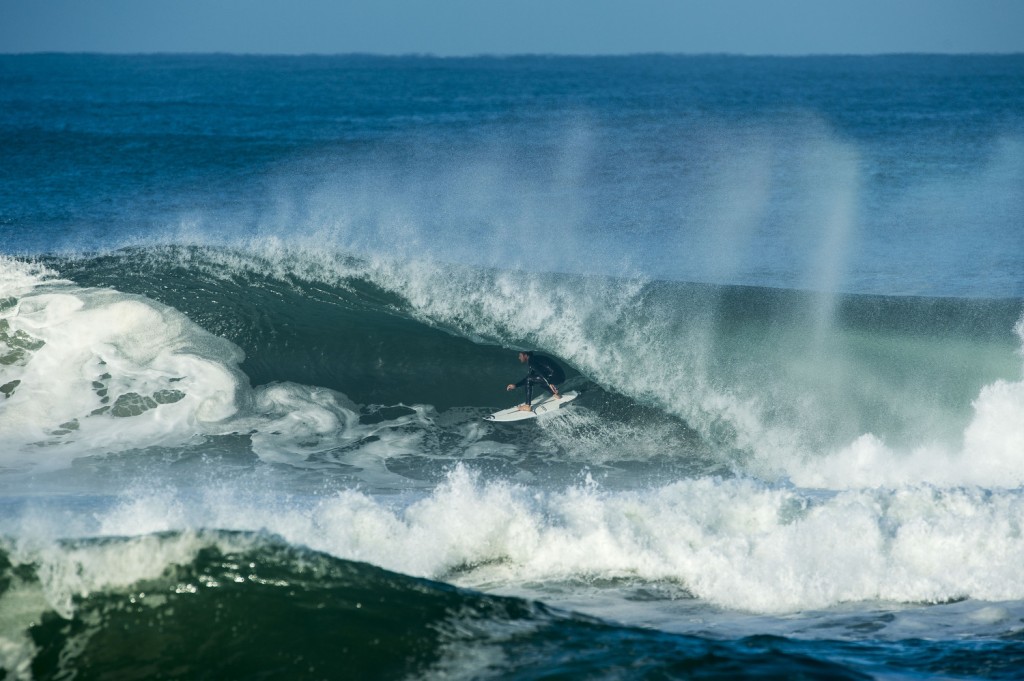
[552,392,562,399]
[517,404,533,412]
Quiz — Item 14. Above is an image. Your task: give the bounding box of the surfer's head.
[518,351,533,363]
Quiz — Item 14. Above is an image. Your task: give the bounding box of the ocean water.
[1,53,1023,679]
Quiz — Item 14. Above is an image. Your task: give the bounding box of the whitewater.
[1,54,1023,679]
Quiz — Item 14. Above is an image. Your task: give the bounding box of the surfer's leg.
[518,379,535,411]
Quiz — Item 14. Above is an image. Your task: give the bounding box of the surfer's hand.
[506,383,516,391]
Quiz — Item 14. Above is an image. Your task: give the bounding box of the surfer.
[505,351,565,412]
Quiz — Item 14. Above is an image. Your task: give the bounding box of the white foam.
[0,259,399,470]
[243,382,362,463]
[0,257,61,299]
[3,532,207,620]
[0,272,246,467]
[42,466,1024,615]
[783,317,1024,489]
[0,577,44,681]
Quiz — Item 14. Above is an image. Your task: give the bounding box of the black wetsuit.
[514,354,566,404]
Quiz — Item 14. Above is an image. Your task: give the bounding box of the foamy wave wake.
[6,467,1018,615]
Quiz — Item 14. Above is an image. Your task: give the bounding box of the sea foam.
[9,466,1019,616]
[0,266,244,468]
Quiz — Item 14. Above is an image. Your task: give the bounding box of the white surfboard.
[485,391,579,422]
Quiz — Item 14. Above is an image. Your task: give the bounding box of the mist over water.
[149,110,1023,301]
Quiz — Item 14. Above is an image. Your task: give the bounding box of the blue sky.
[1,0,1022,55]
